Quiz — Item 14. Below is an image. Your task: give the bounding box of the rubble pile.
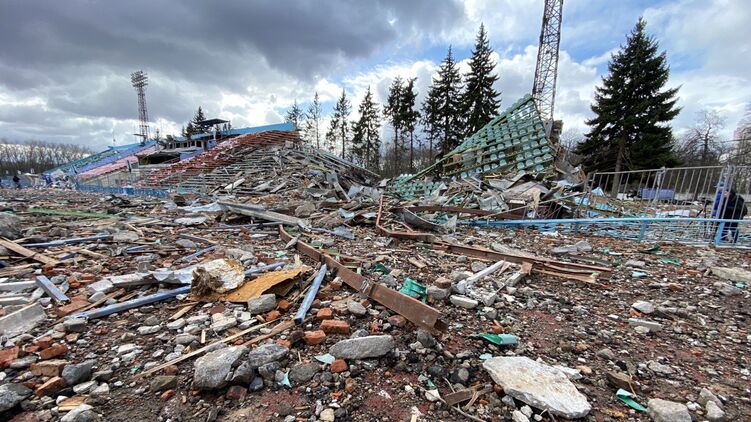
[0,187,748,421]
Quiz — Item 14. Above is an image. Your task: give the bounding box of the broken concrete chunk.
[0,212,22,240]
[0,382,32,413]
[288,363,319,385]
[346,301,367,317]
[482,356,591,419]
[191,258,245,294]
[246,344,288,368]
[62,360,95,386]
[329,335,395,359]
[247,293,277,315]
[705,400,726,422]
[632,301,655,314]
[60,403,100,422]
[647,398,691,422]
[0,303,46,339]
[713,282,742,296]
[628,318,663,332]
[193,345,247,389]
[450,295,479,309]
[113,231,139,242]
[63,318,87,333]
[711,266,751,284]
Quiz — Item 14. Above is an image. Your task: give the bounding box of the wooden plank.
[35,276,69,303]
[0,238,61,266]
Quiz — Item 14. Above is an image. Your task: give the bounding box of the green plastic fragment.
[631,271,648,279]
[639,245,661,254]
[426,379,436,389]
[658,258,681,265]
[471,333,518,346]
[275,251,287,258]
[372,263,390,275]
[736,282,746,289]
[616,389,647,412]
[399,278,427,302]
[479,353,493,360]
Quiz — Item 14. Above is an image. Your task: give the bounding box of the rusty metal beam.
[279,225,446,332]
[376,197,611,283]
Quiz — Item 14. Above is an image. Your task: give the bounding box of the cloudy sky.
[0,0,749,151]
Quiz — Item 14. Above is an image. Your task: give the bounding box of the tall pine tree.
[400,78,420,172]
[576,18,680,174]
[461,24,501,137]
[351,87,382,171]
[433,47,464,157]
[285,100,304,130]
[304,92,323,149]
[421,84,441,159]
[384,77,405,175]
[325,89,352,159]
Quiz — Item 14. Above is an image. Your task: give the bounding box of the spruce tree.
[325,89,352,158]
[384,77,405,174]
[421,84,441,159]
[192,106,206,126]
[285,100,304,130]
[351,87,381,171]
[304,92,323,149]
[433,46,464,157]
[576,18,680,174]
[400,78,420,172]
[461,24,501,137]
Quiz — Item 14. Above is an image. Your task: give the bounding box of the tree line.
[0,139,92,175]
[286,24,502,177]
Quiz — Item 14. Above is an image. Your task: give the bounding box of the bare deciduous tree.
[0,139,91,176]
[676,110,727,166]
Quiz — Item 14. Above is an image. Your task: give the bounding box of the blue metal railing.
[465,217,751,248]
[77,184,167,198]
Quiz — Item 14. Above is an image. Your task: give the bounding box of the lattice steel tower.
[532,0,563,127]
[131,70,150,145]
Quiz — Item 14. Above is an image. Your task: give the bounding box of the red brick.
[344,377,357,394]
[35,376,66,397]
[316,308,333,321]
[55,299,89,317]
[277,299,291,312]
[303,330,326,346]
[163,365,179,376]
[65,333,79,343]
[266,310,281,322]
[320,320,350,335]
[30,359,68,377]
[34,336,53,350]
[330,359,348,373]
[160,390,175,401]
[0,347,19,369]
[388,315,406,328]
[332,295,343,301]
[226,385,247,401]
[24,345,40,354]
[275,339,291,348]
[39,343,68,360]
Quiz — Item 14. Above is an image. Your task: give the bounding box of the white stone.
[632,301,655,314]
[166,318,186,330]
[647,399,691,422]
[706,400,726,422]
[450,295,479,309]
[482,356,591,419]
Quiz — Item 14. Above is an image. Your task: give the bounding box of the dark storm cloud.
[0,0,465,145]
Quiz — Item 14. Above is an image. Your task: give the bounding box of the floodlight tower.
[532,0,563,132]
[131,70,150,145]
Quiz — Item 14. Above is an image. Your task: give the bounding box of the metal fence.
[467,217,751,248]
[579,165,751,220]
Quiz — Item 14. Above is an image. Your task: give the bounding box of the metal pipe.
[22,235,112,248]
[294,264,327,325]
[175,245,218,263]
[69,286,190,320]
[244,261,285,277]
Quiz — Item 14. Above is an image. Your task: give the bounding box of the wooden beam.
[0,237,60,266]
